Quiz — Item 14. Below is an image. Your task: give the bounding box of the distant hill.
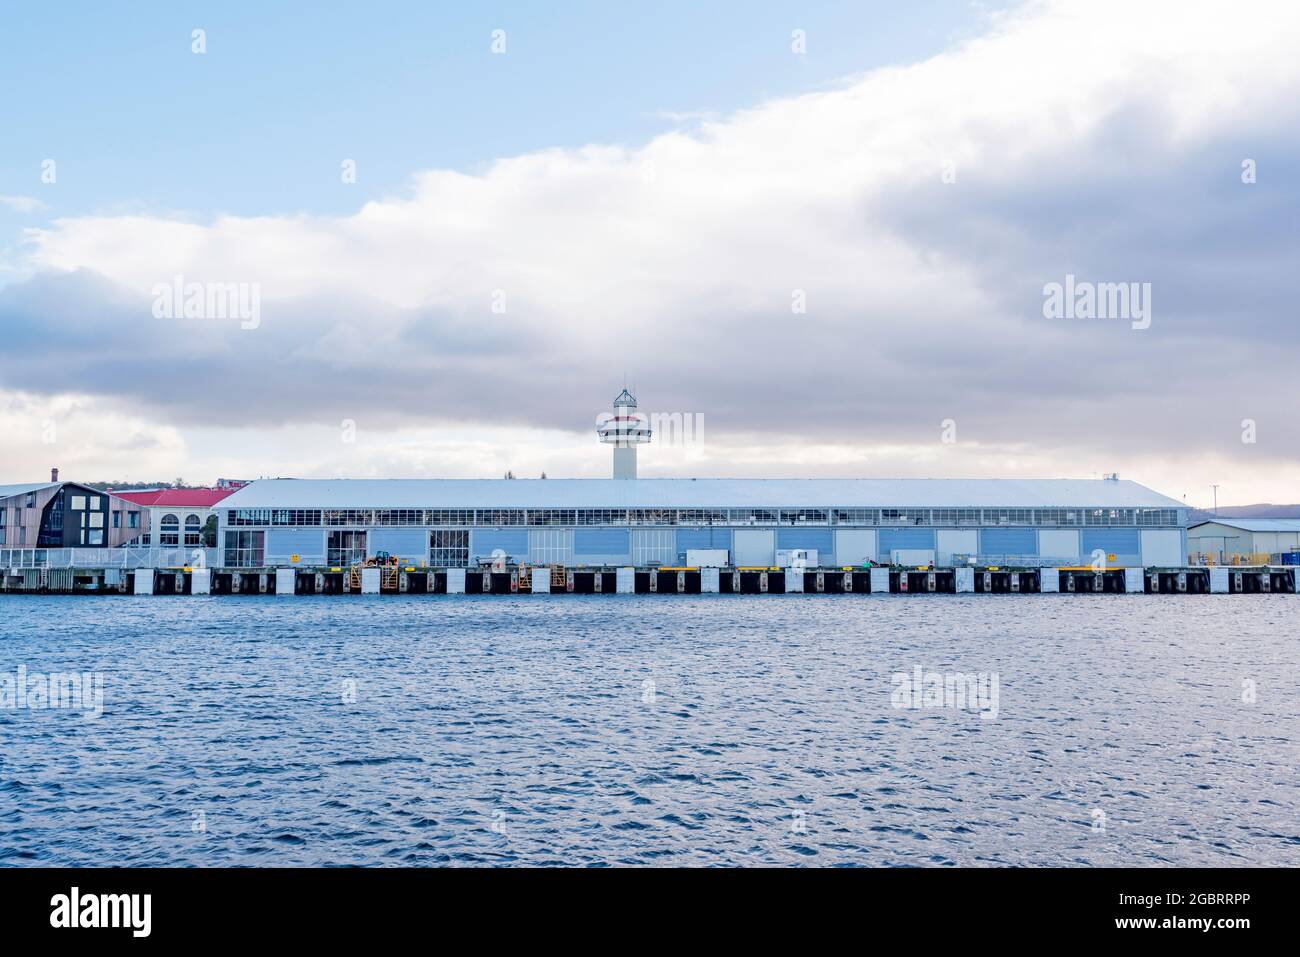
[1189,504,1300,522]
[83,481,196,492]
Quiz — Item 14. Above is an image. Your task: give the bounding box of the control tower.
[596,389,652,479]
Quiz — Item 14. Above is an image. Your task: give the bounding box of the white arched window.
[184,513,202,546]
[160,513,180,546]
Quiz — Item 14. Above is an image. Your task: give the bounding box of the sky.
[0,0,1297,507]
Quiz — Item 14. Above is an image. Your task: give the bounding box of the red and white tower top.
[597,389,651,478]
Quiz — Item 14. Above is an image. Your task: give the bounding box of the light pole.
[1211,484,1219,517]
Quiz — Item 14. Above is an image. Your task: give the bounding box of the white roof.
[221,478,1185,510]
[0,482,57,499]
[1189,518,1300,533]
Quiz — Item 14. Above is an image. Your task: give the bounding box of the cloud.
[1,0,1298,503]
[0,195,47,213]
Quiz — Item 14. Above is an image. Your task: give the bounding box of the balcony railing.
[0,547,218,569]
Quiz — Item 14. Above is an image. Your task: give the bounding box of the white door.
[936,529,977,564]
[1039,529,1081,563]
[834,529,877,566]
[733,529,775,566]
[1140,529,1182,567]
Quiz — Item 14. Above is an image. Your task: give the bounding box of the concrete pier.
[0,556,1284,599]
[276,567,295,596]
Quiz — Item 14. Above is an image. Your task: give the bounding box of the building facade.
[114,488,237,548]
[1187,519,1300,563]
[0,481,145,548]
[215,478,1189,569]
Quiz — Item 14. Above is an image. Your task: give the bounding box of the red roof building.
[114,488,237,508]
[112,488,238,547]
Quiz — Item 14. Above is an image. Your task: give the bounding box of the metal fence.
[1188,552,1292,567]
[0,547,218,569]
[949,553,1124,568]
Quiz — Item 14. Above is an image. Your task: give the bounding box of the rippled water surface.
[1,594,1297,866]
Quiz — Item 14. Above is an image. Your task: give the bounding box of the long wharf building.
[214,477,1189,570]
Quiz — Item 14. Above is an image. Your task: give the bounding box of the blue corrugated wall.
[368,528,428,560]
[677,528,732,553]
[878,528,936,552]
[574,528,630,554]
[471,529,528,561]
[776,528,833,555]
[1082,528,1140,557]
[572,527,631,565]
[265,528,325,564]
[980,528,1037,556]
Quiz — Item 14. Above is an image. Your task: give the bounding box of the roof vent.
[51,467,59,483]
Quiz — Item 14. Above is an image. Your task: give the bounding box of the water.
[1,594,1297,867]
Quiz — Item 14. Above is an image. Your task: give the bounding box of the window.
[372,509,424,525]
[429,530,470,567]
[982,508,1031,526]
[184,514,202,547]
[880,508,930,526]
[88,530,104,545]
[932,508,981,525]
[426,509,474,525]
[160,513,180,546]
[323,509,372,526]
[229,508,322,526]
[224,530,265,567]
[128,511,140,528]
[1135,508,1177,526]
[112,510,121,528]
[476,509,525,526]
[576,509,628,525]
[527,509,576,526]
[1033,508,1081,525]
[675,509,728,525]
[780,509,829,524]
[88,512,104,528]
[71,495,86,511]
[1085,508,1134,526]
[327,530,367,566]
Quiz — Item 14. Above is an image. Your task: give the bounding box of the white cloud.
[2,0,1299,504]
[0,195,47,213]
